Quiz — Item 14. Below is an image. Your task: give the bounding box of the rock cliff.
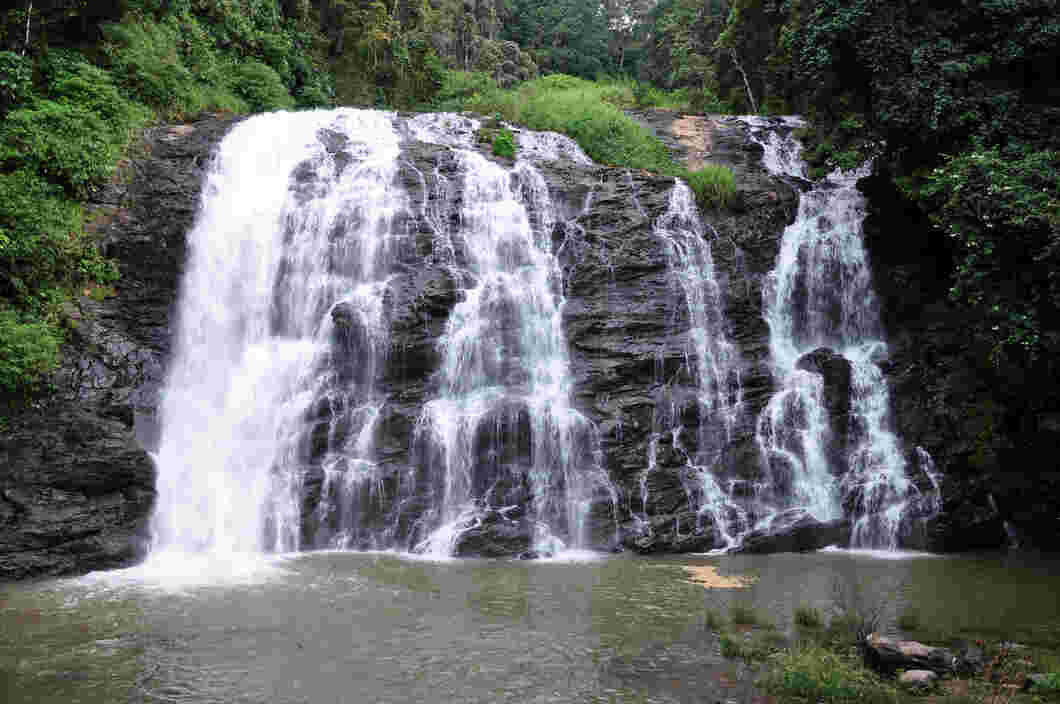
[4,108,1049,580]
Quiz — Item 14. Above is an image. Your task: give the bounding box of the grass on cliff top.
[436,72,737,210]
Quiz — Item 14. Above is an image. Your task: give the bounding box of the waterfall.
[151,109,407,556]
[411,117,614,556]
[150,109,613,561]
[744,117,940,549]
[642,180,745,548]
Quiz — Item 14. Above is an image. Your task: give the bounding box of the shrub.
[763,644,901,704]
[0,307,61,394]
[685,164,736,210]
[795,606,824,629]
[730,604,760,626]
[722,630,788,660]
[463,74,677,174]
[0,50,33,113]
[0,170,83,296]
[492,127,516,159]
[230,60,296,113]
[103,21,198,115]
[1,101,122,196]
[1030,672,1060,694]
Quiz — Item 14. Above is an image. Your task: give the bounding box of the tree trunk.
[22,0,32,57]
[730,47,758,114]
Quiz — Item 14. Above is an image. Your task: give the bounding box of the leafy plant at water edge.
[730,604,761,626]
[1030,672,1060,694]
[795,606,823,629]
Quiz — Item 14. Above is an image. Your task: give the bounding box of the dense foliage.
[0,0,333,395]
[637,0,1059,369]
[1,0,1054,409]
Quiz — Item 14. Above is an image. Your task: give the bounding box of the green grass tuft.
[686,164,737,210]
[795,606,824,629]
[763,644,902,704]
[492,127,517,159]
[730,604,760,626]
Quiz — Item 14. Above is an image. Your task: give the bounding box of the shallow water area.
[3,551,1060,704]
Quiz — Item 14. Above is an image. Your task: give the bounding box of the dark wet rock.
[453,511,532,557]
[795,348,852,421]
[865,633,955,675]
[955,643,985,676]
[621,511,718,554]
[735,509,851,554]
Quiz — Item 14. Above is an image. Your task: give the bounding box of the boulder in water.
[453,510,532,557]
[735,508,851,554]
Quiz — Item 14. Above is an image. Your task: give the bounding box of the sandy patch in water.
[683,565,756,589]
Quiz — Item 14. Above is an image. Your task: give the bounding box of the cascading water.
[411,117,614,556]
[150,109,613,562]
[744,117,941,548]
[642,180,745,548]
[151,109,407,557]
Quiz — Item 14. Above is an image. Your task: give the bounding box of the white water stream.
[744,117,940,548]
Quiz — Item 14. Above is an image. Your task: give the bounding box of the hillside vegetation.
[2,0,1057,423]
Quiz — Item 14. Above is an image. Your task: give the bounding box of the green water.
[2,550,1058,704]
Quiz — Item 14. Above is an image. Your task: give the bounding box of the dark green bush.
[0,306,61,394]
[0,170,81,295]
[231,60,296,113]
[795,606,824,629]
[103,21,199,115]
[1,101,120,196]
[0,50,32,112]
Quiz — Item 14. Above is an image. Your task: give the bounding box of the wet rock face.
[453,509,533,558]
[5,110,1025,576]
[0,112,798,573]
[861,173,1060,551]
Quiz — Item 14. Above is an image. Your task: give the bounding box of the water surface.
[3,551,1059,704]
